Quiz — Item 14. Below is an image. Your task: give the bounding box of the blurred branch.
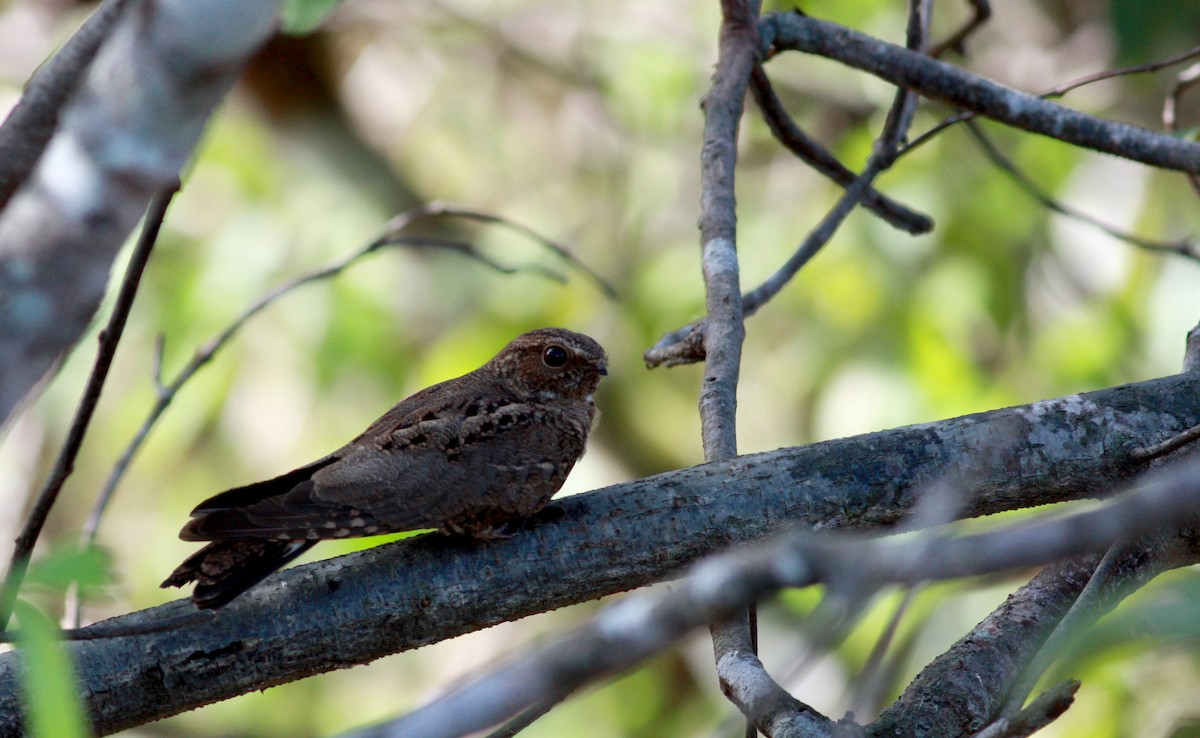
[0,0,132,210]
[963,120,1200,261]
[868,556,1096,737]
[0,184,177,630]
[0,372,1194,734]
[929,0,991,58]
[0,0,279,425]
[480,700,563,738]
[374,202,616,297]
[850,587,919,719]
[67,202,610,627]
[1186,321,1200,373]
[998,534,1178,719]
[983,342,1200,725]
[761,13,1200,172]
[748,66,933,235]
[338,453,1200,738]
[1163,61,1200,197]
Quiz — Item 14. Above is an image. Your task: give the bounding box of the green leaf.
[280,0,341,34]
[24,545,113,592]
[13,601,88,738]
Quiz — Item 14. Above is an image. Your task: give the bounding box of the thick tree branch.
[761,13,1200,173]
[343,452,1200,738]
[0,373,1193,734]
[0,0,279,424]
[865,558,1088,736]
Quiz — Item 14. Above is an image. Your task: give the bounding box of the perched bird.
[162,327,607,609]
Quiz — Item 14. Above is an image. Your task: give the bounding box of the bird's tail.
[161,539,315,609]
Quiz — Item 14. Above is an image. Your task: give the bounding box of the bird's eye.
[543,345,569,368]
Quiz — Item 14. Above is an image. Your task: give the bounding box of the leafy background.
[1,0,1200,735]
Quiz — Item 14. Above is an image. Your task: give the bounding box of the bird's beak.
[598,365,608,376]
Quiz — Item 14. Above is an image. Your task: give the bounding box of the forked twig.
[929,0,991,58]
[748,65,933,235]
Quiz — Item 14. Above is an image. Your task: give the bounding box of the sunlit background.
[2,0,1200,735]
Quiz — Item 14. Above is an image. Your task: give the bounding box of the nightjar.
[162,327,607,608]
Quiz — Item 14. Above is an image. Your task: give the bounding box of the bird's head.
[488,328,608,402]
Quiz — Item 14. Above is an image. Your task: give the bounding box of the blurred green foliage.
[1,0,1200,736]
[14,601,87,738]
[11,546,112,738]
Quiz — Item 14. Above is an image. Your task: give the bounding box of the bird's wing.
[184,395,589,541]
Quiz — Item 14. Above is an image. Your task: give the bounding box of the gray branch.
[0,373,1194,734]
[341,450,1200,738]
[0,0,279,424]
[761,13,1200,173]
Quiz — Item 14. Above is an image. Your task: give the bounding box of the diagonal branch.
[747,66,933,235]
[929,0,991,58]
[0,0,133,211]
[964,120,1200,261]
[761,13,1200,173]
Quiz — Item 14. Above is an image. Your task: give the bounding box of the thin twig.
[1129,423,1200,462]
[371,236,571,284]
[748,65,933,235]
[0,183,179,630]
[648,1,930,369]
[972,680,1079,738]
[964,120,1200,260]
[1050,44,1200,98]
[376,202,617,298]
[850,587,919,717]
[929,0,991,58]
[480,699,563,738]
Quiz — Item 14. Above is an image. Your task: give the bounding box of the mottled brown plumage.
[162,328,607,608]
